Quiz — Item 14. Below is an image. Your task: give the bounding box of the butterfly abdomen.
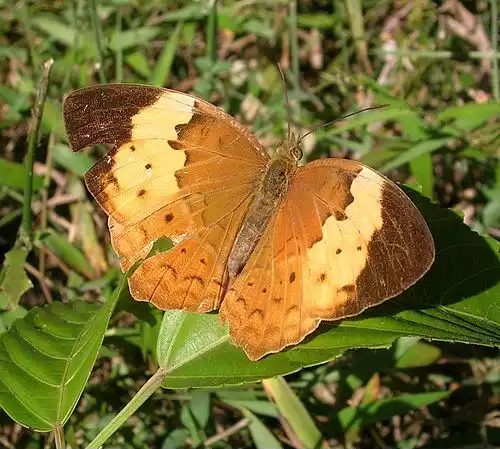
[226,156,296,288]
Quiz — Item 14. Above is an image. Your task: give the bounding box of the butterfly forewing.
[63,84,268,310]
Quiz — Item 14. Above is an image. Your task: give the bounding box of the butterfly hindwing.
[129,195,253,312]
[221,159,434,360]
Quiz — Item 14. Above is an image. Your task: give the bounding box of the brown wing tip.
[63,84,163,151]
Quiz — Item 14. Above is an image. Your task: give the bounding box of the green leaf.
[32,14,76,46]
[155,188,500,388]
[218,391,278,417]
[483,198,500,228]
[149,22,183,87]
[41,99,65,138]
[380,137,450,173]
[0,85,30,119]
[125,51,151,78]
[158,3,208,22]
[337,391,450,432]
[0,274,127,431]
[241,407,283,449]
[263,377,322,449]
[395,339,441,369]
[108,27,162,51]
[180,391,210,445]
[297,14,337,29]
[0,307,28,334]
[409,153,434,198]
[0,159,44,191]
[327,108,419,136]
[0,247,32,310]
[437,103,500,131]
[52,144,94,176]
[162,428,190,449]
[39,231,95,279]
[187,390,211,429]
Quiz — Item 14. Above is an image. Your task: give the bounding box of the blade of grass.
[0,210,22,230]
[114,8,123,83]
[263,377,323,449]
[344,0,372,75]
[380,137,450,173]
[0,160,44,191]
[20,1,40,68]
[491,0,499,101]
[85,367,167,449]
[149,21,183,87]
[410,153,434,199]
[38,132,55,301]
[88,0,107,84]
[20,59,53,246]
[288,0,301,125]
[207,1,217,64]
[289,0,299,87]
[240,407,283,449]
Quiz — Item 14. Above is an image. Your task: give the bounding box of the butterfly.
[63,84,435,361]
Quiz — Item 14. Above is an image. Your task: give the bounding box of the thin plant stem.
[89,0,107,84]
[54,424,65,449]
[207,0,218,64]
[62,0,79,91]
[491,0,499,101]
[371,49,500,60]
[289,0,299,88]
[115,8,123,83]
[288,0,301,126]
[20,1,40,68]
[38,132,55,292]
[20,59,53,247]
[85,367,167,449]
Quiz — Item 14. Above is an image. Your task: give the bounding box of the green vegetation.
[0,1,499,448]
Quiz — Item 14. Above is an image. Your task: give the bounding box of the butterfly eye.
[291,145,303,161]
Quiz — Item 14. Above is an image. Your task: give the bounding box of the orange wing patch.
[64,84,268,309]
[221,159,434,360]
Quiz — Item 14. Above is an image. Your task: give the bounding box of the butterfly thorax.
[225,141,299,292]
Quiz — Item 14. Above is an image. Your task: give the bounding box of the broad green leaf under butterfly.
[0,274,128,431]
[156,188,500,388]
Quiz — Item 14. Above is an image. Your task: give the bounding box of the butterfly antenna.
[278,62,292,141]
[297,104,389,144]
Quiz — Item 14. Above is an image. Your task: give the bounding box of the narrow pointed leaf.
[0,159,44,191]
[337,391,450,432]
[263,377,322,448]
[241,407,283,449]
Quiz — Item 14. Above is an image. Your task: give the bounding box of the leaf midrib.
[55,306,105,424]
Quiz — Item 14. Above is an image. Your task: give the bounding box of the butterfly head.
[276,132,303,163]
